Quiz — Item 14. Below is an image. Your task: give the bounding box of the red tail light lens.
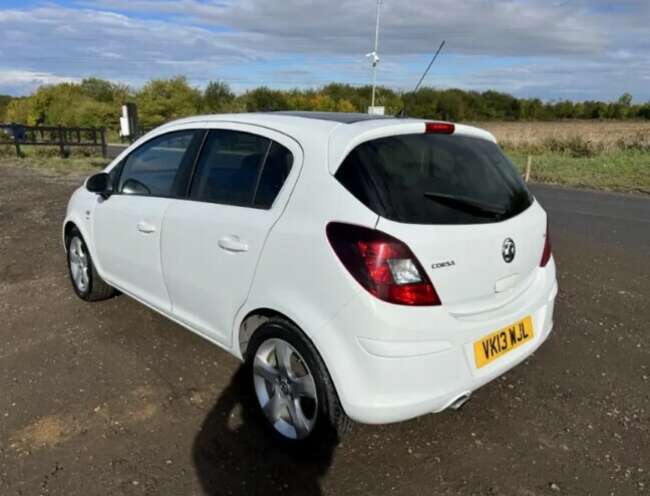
[540,221,552,267]
[425,122,455,134]
[326,222,441,306]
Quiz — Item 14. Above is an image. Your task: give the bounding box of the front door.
[92,129,202,312]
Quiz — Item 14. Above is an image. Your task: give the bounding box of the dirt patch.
[10,415,79,453]
[7,385,174,456]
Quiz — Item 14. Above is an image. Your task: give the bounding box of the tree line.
[1,77,649,132]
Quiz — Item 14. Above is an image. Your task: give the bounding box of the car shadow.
[192,366,335,496]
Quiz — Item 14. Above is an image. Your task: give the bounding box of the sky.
[0,0,648,101]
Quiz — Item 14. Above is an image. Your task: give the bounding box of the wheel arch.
[232,291,357,415]
[63,218,91,254]
[236,307,302,361]
[62,216,104,278]
[234,303,352,418]
[63,220,78,250]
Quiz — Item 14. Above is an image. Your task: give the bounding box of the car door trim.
[185,129,210,198]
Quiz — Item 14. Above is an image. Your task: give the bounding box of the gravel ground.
[0,162,648,496]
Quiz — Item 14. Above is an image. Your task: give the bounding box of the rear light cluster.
[326,222,441,306]
[540,221,552,267]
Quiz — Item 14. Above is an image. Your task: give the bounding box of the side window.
[118,131,198,197]
[253,142,294,208]
[190,130,270,206]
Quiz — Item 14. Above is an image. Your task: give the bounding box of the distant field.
[478,120,650,154]
[476,120,650,194]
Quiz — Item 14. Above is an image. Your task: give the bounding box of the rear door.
[161,125,301,346]
[92,129,202,312]
[336,130,546,313]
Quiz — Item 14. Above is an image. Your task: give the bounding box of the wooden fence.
[0,124,107,158]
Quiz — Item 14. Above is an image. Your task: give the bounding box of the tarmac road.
[0,163,648,496]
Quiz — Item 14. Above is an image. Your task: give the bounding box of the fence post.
[100,128,107,159]
[58,126,66,158]
[524,155,532,182]
[12,127,22,158]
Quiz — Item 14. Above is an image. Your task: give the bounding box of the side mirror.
[86,172,113,197]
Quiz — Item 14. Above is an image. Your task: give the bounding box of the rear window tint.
[190,130,270,206]
[336,133,532,225]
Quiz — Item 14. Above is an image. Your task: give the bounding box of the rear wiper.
[423,192,507,217]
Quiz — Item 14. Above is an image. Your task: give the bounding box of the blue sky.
[0,0,648,101]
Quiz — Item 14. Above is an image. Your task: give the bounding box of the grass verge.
[0,146,108,175]
[505,148,650,195]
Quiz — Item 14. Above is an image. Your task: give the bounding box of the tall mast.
[369,0,382,110]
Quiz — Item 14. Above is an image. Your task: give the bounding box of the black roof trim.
[271,111,394,124]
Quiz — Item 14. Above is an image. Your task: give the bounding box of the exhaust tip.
[448,392,471,411]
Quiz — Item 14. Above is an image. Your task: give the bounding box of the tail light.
[326,222,441,306]
[540,220,552,267]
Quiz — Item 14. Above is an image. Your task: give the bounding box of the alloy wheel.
[69,236,90,293]
[253,338,318,440]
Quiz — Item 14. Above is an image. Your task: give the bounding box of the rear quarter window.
[254,142,294,208]
[335,133,532,225]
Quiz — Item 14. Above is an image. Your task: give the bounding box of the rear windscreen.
[335,133,533,225]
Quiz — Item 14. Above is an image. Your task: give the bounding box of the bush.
[615,131,650,152]
[136,76,201,128]
[542,135,598,157]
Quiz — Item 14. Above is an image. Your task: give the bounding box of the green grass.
[505,148,650,195]
[0,145,107,175]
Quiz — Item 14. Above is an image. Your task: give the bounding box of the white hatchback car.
[63,112,557,443]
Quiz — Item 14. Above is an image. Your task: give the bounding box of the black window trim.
[251,140,273,206]
[184,130,210,198]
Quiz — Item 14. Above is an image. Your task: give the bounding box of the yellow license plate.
[473,316,534,369]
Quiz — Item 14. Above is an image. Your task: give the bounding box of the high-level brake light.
[425,122,455,134]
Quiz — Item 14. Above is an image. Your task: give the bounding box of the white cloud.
[441,55,650,101]
[0,70,77,85]
[0,6,255,91]
[0,70,79,95]
[84,0,607,56]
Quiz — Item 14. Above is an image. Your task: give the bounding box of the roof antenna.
[397,40,446,117]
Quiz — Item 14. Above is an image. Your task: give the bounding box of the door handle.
[136,221,156,234]
[218,235,249,253]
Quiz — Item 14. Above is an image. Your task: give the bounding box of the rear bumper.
[321,260,557,424]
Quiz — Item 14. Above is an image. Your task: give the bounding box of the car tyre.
[66,227,116,301]
[247,317,352,445]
